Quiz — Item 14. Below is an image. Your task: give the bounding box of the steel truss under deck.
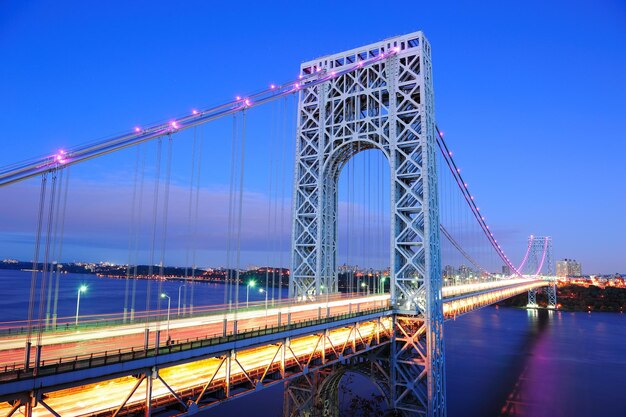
[0,314,393,417]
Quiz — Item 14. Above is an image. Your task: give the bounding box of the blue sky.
[0,0,625,273]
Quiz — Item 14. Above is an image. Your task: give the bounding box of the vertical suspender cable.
[131,145,147,321]
[157,134,172,330]
[184,128,197,316]
[265,101,275,304]
[26,173,48,357]
[190,125,203,316]
[272,99,282,303]
[45,168,63,328]
[234,110,247,313]
[277,97,289,303]
[225,114,238,311]
[156,135,173,339]
[36,169,58,348]
[124,147,141,322]
[52,167,70,327]
[146,139,163,333]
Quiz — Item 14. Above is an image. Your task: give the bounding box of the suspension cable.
[190,124,203,316]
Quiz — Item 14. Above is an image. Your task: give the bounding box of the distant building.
[443,265,456,278]
[458,264,472,280]
[502,265,511,276]
[556,259,582,277]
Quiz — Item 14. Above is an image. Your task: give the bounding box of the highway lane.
[0,280,544,368]
[0,295,389,368]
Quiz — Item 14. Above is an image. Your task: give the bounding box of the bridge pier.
[547,283,557,309]
[527,283,557,309]
[527,288,538,308]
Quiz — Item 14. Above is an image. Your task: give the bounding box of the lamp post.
[161,293,171,343]
[75,285,87,328]
[246,280,256,308]
[361,281,368,295]
[380,276,387,294]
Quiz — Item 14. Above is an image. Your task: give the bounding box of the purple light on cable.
[244,99,251,106]
[298,74,303,79]
[192,109,199,115]
[270,84,276,89]
[170,121,179,129]
[134,127,141,133]
[294,83,300,90]
[55,150,67,164]
[236,96,241,100]
[330,71,336,77]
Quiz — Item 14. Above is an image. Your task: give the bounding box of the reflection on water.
[446,307,626,417]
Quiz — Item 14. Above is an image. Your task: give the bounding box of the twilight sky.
[0,0,625,274]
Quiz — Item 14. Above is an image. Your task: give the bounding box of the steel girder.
[290,31,445,416]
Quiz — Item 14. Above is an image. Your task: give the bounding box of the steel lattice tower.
[525,235,556,308]
[289,31,445,416]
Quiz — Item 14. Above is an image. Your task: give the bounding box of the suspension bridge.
[0,31,557,417]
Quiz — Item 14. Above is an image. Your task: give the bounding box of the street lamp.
[361,281,368,295]
[380,276,387,294]
[246,280,256,308]
[259,288,268,308]
[75,285,87,328]
[161,293,171,343]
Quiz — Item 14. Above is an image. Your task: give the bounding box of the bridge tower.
[525,236,556,308]
[289,31,445,416]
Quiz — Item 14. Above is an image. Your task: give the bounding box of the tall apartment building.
[556,259,582,277]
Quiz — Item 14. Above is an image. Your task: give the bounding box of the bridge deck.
[0,280,549,416]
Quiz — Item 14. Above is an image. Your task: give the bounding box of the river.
[0,270,624,417]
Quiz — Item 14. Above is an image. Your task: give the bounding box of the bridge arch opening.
[330,141,391,295]
[315,365,392,417]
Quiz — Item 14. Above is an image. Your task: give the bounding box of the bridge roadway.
[0,279,548,417]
